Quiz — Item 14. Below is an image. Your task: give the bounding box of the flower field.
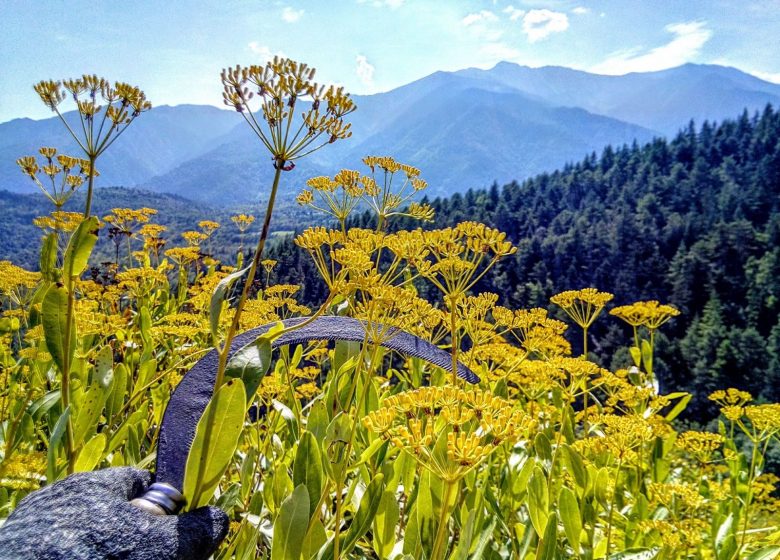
[1,58,779,560]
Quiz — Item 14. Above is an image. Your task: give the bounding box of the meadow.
[1,58,779,560]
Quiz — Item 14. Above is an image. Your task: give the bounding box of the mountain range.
[2,62,779,205]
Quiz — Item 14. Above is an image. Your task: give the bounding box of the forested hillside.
[269,105,780,418]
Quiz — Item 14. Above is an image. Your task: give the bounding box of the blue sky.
[2,0,779,123]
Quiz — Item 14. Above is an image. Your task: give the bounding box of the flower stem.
[432,479,457,560]
[215,166,284,389]
[83,155,96,218]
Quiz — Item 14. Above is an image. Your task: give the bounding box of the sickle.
[135,316,478,514]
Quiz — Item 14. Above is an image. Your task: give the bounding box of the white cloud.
[572,6,589,14]
[358,0,403,8]
[503,5,526,21]
[281,6,304,22]
[522,9,569,42]
[248,43,285,62]
[356,55,375,87]
[592,21,712,75]
[749,70,780,84]
[462,10,498,26]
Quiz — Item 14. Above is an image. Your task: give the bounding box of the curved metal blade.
[155,316,478,490]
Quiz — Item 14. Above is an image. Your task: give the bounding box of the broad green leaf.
[42,282,73,374]
[210,266,249,343]
[534,432,553,463]
[28,390,61,421]
[527,466,548,536]
[293,431,324,517]
[470,517,498,560]
[563,445,588,489]
[183,379,247,508]
[594,467,611,508]
[559,487,582,555]
[715,513,734,556]
[271,484,310,560]
[341,474,385,556]
[226,336,273,402]
[139,306,152,348]
[320,475,386,560]
[39,233,58,282]
[75,433,106,472]
[307,400,329,442]
[373,488,400,559]
[106,363,128,419]
[73,385,108,443]
[94,345,114,391]
[47,407,71,483]
[63,216,99,288]
[302,518,327,560]
[664,392,692,421]
[323,413,352,480]
[640,339,653,374]
[629,345,641,367]
[745,546,780,560]
[537,512,558,560]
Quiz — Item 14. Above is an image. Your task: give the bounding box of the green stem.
[83,155,96,218]
[738,439,761,554]
[431,480,457,560]
[190,166,283,508]
[215,166,284,389]
[605,457,622,555]
[62,283,76,475]
[582,326,590,434]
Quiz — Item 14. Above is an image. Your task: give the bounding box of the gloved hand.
[0,467,228,560]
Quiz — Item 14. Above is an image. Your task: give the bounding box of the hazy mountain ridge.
[2,63,779,204]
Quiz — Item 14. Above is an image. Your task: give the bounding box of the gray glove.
[0,467,228,560]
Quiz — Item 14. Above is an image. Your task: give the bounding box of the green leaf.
[745,546,780,560]
[714,512,738,560]
[537,512,558,560]
[72,385,108,443]
[562,445,588,489]
[373,488,400,559]
[183,379,247,508]
[342,474,385,555]
[27,390,61,421]
[302,518,327,560]
[640,339,653,374]
[210,266,249,343]
[47,407,71,483]
[106,363,128,419]
[594,467,611,508]
[293,431,324,518]
[63,216,99,287]
[39,233,58,282]
[559,487,582,555]
[271,484,310,560]
[226,336,273,402]
[94,345,114,391]
[664,392,692,422]
[75,433,106,472]
[629,345,641,367]
[42,282,73,374]
[527,466,549,536]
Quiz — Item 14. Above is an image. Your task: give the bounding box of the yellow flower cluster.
[610,300,680,330]
[363,386,534,481]
[551,288,614,329]
[675,431,724,463]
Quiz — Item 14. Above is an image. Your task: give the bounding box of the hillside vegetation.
[1,61,779,560]
[270,106,780,419]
